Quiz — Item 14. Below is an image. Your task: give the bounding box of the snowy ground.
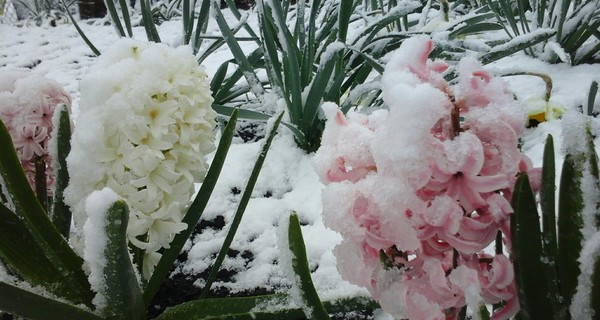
[2,7,600,318]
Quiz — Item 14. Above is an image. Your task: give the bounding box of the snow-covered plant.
[511,110,600,320]
[63,38,216,278]
[484,0,600,65]
[315,35,537,319]
[0,70,71,209]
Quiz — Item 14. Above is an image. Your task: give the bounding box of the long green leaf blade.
[480,29,557,65]
[144,109,239,306]
[0,119,93,307]
[588,81,598,117]
[287,212,330,320]
[0,282,102,320]
[558,152,585,309]
[99,200,145,320]
[105,0,126,37]
[192,0,211,53]
[140,0,161,42]
[0,202,81,303]
[117,0,132,37]
[200,112,284,297]
[155,293,378,319]
[511,174,555,320]
[50,105,72,238]
[61,0,100,56]
[540,134,563,317]
[213,3,263,96]
[592,252,600,318]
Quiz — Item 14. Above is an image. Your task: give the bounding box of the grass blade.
[200,112,284,298]
[287,212,330,319]
[144,109,239,306]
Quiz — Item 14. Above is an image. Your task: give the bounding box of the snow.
[2,4,600,319]
[571,231,600,319]
[83,187,121,311]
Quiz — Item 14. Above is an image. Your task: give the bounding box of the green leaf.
[0,281,102,320]
[144,109,239,306]
[223,0,259,41]
[480,29,557,65]
[0,119,93,307]
[117,0,133,37]
[100,200,145,320]
[588,81,598,117]
[448,22,503,39]
[539,134,564,317]
[200,112,284,297]
[61,0,100,56]
[337,0,356,42]
[266,1,304,127]
[212,3,263,96]
[0,202,81,303]
[212,104,270,121]
[50,105,72,238]
[591,252,600,318]
[139,0,161,42]
[212,49,265,105]
[182,0,194,44]
[105,0,127,37]
[191,0,211,53]
[511,174,556,320]
[287,212,330,320]
[155,293,378,320]
[558,152,585,309]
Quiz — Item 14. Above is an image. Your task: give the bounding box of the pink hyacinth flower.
[426,133,510,213]
[0,70,72,197]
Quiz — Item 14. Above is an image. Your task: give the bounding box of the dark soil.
[149,213,375,319]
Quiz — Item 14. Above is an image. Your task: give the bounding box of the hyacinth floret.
[65,38,216,279]
[315,36,538,320]
[0,70,72,196]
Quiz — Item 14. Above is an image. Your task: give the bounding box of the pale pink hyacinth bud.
[0,69,72,197]
[315,36,537,320]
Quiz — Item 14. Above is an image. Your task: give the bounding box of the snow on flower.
[0,69,72,195]
[315,36,530,319]
[65,38,216,279]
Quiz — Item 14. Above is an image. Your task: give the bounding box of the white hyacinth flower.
[65,38,216,279]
